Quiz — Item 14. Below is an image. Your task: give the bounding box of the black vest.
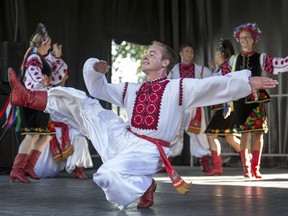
[235,52,261,76]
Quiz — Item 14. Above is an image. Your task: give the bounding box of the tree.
[111,40,148,82]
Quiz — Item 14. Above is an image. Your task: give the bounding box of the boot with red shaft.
[10,154,31,183]
[24,150,41,179]
[137,179,157,208]
[205,150,222,176]
[239,149,252,178]
[8,68,47,111]
[73,166,88,179]
[251,150,262,178]
[199,155,211,173]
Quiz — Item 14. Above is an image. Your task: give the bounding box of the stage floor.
[1,166,288,216]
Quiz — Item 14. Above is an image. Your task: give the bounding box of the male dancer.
[8,41,277,210]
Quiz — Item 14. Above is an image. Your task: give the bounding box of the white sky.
[111,57,140,83]
[111,57,141,121]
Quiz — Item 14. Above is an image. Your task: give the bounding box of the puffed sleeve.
[167,63,180,79]
[260,53,288,74]
[24,54,47,91]
[83,58,127,107]
[45,53,68,86]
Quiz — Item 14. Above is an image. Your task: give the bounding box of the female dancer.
[9,23,68,183]
[204,39,241,176]
[231,22,288,178]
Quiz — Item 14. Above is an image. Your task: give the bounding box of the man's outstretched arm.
[182,70,278,109]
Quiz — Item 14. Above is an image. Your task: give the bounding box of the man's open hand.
[249,76,278,101]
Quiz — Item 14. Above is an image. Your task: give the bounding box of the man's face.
[180,46,194,63]
[141,44,164,75]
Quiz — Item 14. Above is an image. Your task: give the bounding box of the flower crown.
[217,39,225,53]
[30,23,50,48]
[233,22,262,43]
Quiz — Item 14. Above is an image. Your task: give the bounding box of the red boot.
[251,150,262,178]
[199,155,211,173]
[239,149,252,178]
[24,150,41,179]
[205,151,222,176]
[8,68,47,111]
[10,154,31,183]
[137,179,157,208]
[73,166,88,179]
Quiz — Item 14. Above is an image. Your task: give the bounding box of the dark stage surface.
[1,166,288,216]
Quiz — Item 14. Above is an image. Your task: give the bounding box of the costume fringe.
[169,170,192,195]
[176,182,192,195]
[187,125,201,134]
[50,122,74,162]
[61,144,74,160]
[187,107,201,134]
[156,142,192,195]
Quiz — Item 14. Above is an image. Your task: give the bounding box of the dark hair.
[217,39,235,60]
[151,41,176,74]
[179,43,193,52]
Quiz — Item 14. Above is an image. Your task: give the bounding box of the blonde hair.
[30,33,50,48]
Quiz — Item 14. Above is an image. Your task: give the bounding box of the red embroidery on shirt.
[179,78,183,106]
[52,64,57,71]
[264,55,274,74]
[179,63,195,78]
[179,64,194,106]
[122,82,128,103]
[25,57,42,70]
[132,78,169,130]
[221,61,231,75]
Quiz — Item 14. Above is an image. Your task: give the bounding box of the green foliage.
[112,40,147,62]
[111,40,148,82]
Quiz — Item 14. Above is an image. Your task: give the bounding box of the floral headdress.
[233,22,262,43]
[29,23,50,48]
